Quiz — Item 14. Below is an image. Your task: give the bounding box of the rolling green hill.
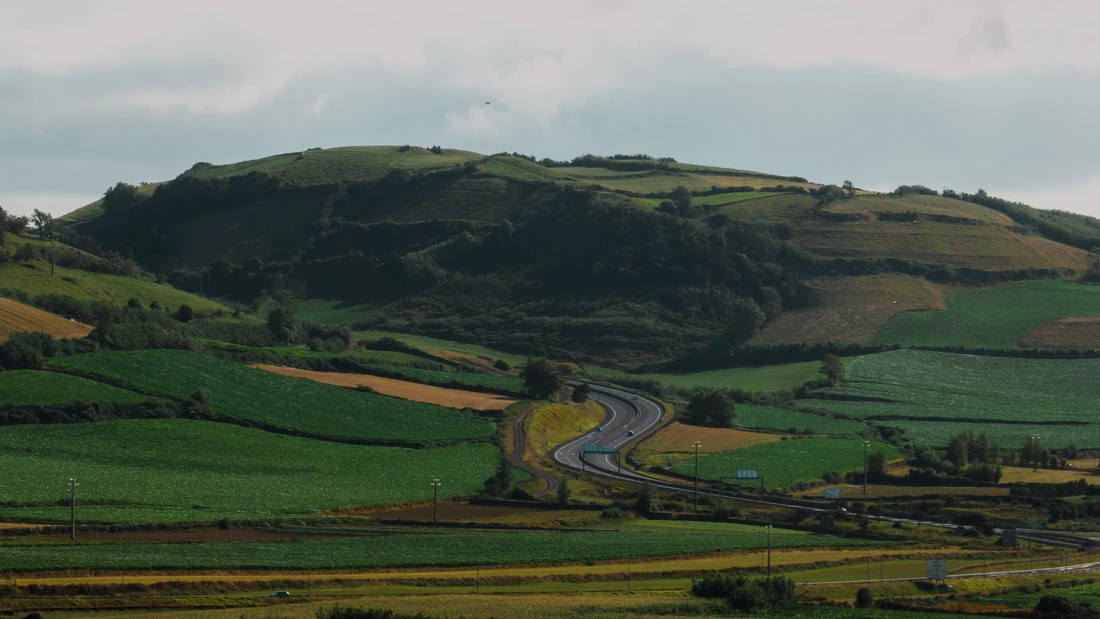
[56,146,1100,365]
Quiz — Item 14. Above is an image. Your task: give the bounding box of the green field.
[187,145,484,185]
[874,280,1100,348]
[49,350,494,442]
[0,259,228,313]
[734,404,866,436]
[719,193,819,223]
[361,363,524,393]
[0,419,496,520]
[277,298,386,325]
[0,370,151,406]
[354,330,528,366]
[198,339,428,365]
[799,349,1100,447]
[637,191,771,208]
[0,525,885,572]
[673,438,899,488]
[592,360,822,393]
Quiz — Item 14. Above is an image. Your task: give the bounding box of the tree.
[670,185,694,216]
[493,359,510,371]
[842,180,856,198]
[721,299,767,345]
[571,383,590,403]
[946,434,969,469]
[266,301,297,341]
[174,304,194,323]
[684,390,735,428]
[520,356,563,399]
[1022,435,1045,472]
[0,206,6,247]
[102,182,142,214]
[820,354,843,386]
[855,587,874,608]
[867,449,888,477]
[635,484,661,515]
[557,478,571,506]
[31,209,55,276]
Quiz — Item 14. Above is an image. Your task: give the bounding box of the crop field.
[354,330,528,366]
[798,350,1100,447]
[256,365,516,410]
[734,404,866,436]
[0,526,886,572]
[0,370,151,406]
[757,274,949,343]
[49,350,495,441]
[673,438,899,488]
[592,361,821,393]
[198,339,428,365]
[0,419,497,520]
[874,280,1100,348]
[823,195,1014,225]
[273,298,384,325]
[637,191,771,209]
[0,296,93,342]
[357,362,524,393]
[0,261,229,312]
[795,219,1089,271]
[635,423,779,467]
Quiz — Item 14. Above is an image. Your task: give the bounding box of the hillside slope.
[59,147,1100,364]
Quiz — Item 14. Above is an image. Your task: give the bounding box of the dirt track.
[512,404,560,497]
[255,365,516,410]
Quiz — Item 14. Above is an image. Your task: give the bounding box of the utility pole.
[476,562,480,594]
[863,440,870,495]
[68,478,78,540]
[627,560,631,592]
[308,544,312,599]
[693,441,702,510]
[431,479,441,524]
[766,525,772,578]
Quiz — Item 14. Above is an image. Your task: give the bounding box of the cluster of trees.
[903,431,1003,484]
[519,357,564,399]
[691,573,797,613]
[681,390,735,427]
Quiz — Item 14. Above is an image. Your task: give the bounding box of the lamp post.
[862,440,870,495]
[68,478,79,541]
[693,441,702,510]
[431,479,442,524]
[1030,434,1042,472]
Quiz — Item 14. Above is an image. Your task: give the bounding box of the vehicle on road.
[270,591,290,597]
[597,426,603,432]
[627,430,634,436]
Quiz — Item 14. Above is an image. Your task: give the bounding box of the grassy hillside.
[49,350,495,442]
[798,349,1100,447]
[590,361,822,392]
[873,279,1100,347]
[0,419,496,522]
[0,297,93,342]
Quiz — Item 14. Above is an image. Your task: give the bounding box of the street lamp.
[430,479,442,524]
[67,478,79,541]
[1030,434,1042,472]
[862,441,870,495]
[693,441,702,510]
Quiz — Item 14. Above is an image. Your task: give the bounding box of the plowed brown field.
[254,365,516,410]
[0,297,93,342]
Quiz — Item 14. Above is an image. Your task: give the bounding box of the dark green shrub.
[855,587,873,608]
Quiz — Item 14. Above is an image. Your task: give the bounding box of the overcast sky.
[2,0,1099,218]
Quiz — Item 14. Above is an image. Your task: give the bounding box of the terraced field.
[0,296,93,342]
[0,524,885,571]
[49,350,495,442]
[0,419,497,521]
[799,349,1100,447]
[357,363,524,394]
[354,330,528,366]
[874,279,1100,348]
[0,370,151,406]
[673,438,899,489]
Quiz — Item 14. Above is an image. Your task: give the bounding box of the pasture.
[49,350,495,442]
[717,192,818,223]
[800,349,1100,447]
[592,360,821,393]
[354,330,528,366]
[673,438,899,489]
[0,296,93,342]
[0,419,497,520]
[823,194,1014,225]
[795,218,1088,271]
[757,274,949,343]
[256,365,516,410]
[0,370,150,406]
[0,525,885,572]
[874,279,1100,348]
[733,404,866,436]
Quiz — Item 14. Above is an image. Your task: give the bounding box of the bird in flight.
[485,102,491,105]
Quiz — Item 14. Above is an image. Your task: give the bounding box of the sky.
[2,0,1099,218]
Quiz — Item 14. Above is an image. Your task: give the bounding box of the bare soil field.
[254,365,516,410]
[1020,316,1100,348]
[635,422,780,468]
[0,296,94,342]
